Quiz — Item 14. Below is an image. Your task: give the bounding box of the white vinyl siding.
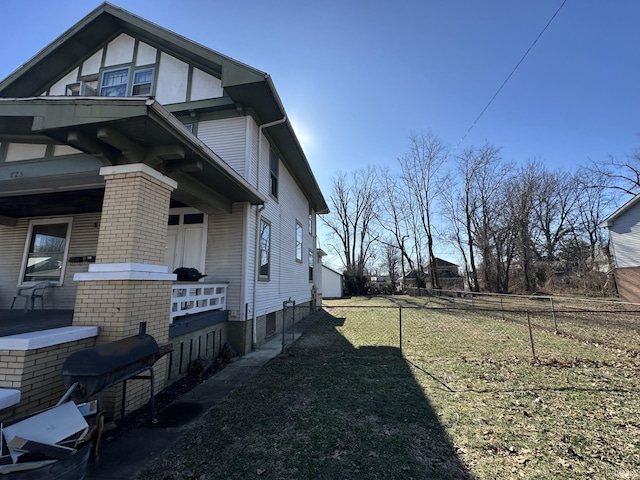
[609,201,640,268]
[204,204,246,316]
[0,213,100,310]
[197,118,247,176]
[250,128,317,317]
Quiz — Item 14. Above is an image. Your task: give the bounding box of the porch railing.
[170,282,227,323]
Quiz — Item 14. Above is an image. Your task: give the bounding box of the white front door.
[165,208,208,272]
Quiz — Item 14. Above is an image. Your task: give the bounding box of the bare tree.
[531,168,579,263]
[322,167,379,294]
[587,146,640,196]
[445,144,503,291]
[376,168,416,288]
[398,132,448,289]
[463,147,514,292]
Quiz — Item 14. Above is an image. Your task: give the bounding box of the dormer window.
[100,67,130,97]
[132,69,154,96]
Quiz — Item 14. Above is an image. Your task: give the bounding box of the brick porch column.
[72,163,177,418]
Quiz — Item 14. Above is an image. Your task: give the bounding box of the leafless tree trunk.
[531,168,579,262]
[322,167,379,294]
[398,132,447,290]
[377,169,415,288]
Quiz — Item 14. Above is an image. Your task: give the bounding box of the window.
[296,222,303,262]
[132,68,154,96]
[269,148,279,198]
[308,249,314,281]
[100,67,130,97]
[308,204,313,234]
[20,219,72,285]
[259,219,271,279]
[65,82,97,96]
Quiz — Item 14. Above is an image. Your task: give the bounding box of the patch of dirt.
[101,360,227,441]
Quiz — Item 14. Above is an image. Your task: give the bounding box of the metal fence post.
[399,306,403,357]
[500,295,505,321]
[526,311,537,360]
[282,301,286,354]
[292,300,296,346]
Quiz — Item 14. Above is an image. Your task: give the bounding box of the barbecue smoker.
[61,322,170,423]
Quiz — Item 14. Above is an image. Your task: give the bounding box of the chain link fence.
[308,295,640,366]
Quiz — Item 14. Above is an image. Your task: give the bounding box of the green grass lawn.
[138,297,640,479]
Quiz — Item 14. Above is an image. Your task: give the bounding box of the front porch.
[0,309,73,336]
[0,276,230,417]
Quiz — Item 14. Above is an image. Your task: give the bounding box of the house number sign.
[9,171,24,178]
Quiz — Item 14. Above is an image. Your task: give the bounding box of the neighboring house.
[427,258,460,278]
[403,258,461,289]
[321,266,343,299]
[0,3,327,420]
[599,193,640,303]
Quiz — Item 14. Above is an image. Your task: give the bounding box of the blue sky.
[1,1,638,267]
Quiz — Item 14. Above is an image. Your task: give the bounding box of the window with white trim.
[296,222,303,262]
[259,218,271,280]
[100,67,130,97]
[308,249,314,281]
[308,204,313,234]
[20,218,72,285]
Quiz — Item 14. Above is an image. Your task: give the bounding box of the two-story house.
[0,3,328,420]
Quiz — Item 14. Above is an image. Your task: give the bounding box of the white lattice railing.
[170,282,227,323]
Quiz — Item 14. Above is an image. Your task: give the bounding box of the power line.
[450,0,568,157]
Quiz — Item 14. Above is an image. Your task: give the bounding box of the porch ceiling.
[0,189,104,218]
[0,97,265,217]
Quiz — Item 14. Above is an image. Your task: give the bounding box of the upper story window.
[132,69,154,96]
[99,67,155,97]
[65,82,97,96]
[308,204,313,234]
[100,67,130,97]
[269,148,279,199]
[296,222,303,262]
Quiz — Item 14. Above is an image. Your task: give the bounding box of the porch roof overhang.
[0,96,265,218]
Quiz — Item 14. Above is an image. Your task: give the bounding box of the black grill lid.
[62,334,159,378]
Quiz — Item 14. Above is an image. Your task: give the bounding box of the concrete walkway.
[85,332,296,480]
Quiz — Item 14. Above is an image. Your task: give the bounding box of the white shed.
[321,266,343,299]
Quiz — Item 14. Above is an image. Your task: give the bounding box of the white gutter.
[252,116,287,348]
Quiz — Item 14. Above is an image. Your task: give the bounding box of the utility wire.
[449,0,568,157]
